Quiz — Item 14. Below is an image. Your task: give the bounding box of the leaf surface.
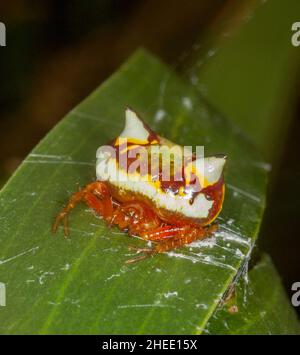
[0,50,267,334]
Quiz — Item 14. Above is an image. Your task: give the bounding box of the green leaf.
[0,49,267,334]
[205,254,300,335]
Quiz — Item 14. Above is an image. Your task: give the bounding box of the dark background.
[0,0,299,315]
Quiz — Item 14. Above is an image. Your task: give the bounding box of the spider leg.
[52,181,112,236]
[154,223,218,253]
[126,223,218,263]
[125,245,156,264]
[125,251,155,264]
[140,225,188,241]
[110,201,161,235]
[125,225,191,263]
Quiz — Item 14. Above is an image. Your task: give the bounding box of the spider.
[53,108,226,263]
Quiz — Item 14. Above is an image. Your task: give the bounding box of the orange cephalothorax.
[53,108,226,262]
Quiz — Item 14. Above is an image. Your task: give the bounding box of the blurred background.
[0,0,299,314]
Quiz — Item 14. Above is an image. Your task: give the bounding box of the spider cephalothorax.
[53,108,226,262]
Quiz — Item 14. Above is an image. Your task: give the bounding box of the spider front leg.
[52,181,112,236]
